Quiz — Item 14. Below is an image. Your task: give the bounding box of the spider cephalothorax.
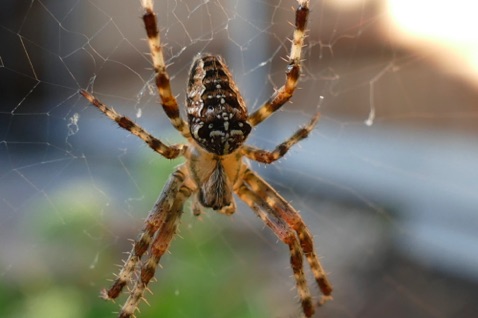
[187,54,251,155]
[80,1,332,317]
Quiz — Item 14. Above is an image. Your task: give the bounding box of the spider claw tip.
[99,288,113,301]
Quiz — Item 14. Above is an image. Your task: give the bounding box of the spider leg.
[101,165,194,317]
[248,0,309,127]
[80,90,185,159]
[235,181,315,317]
[242,110,319,164]
[242,168,333,301]
[119,182,193,318]
[141,0,190,138]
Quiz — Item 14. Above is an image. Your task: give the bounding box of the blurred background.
[1,0,477,317]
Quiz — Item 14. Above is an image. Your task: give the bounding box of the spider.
[80,0,332,317]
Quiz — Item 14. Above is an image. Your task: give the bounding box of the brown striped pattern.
[241,109,320,163]
[80,90,184,159]
[142,0,190,137]
[248,0,309,127]
[242,169,333,305]
[79,1,332,317]
[236,182,315,316]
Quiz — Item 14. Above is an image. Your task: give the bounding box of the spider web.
[1,0,478,317]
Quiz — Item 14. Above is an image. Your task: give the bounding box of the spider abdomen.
[187,54,251,155]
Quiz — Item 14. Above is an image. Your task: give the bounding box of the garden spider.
[80,0,332,317]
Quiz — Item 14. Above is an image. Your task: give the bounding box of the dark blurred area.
[1,1,477,318]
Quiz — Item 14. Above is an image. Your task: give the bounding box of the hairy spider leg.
[248,0,310,127]
[241,109,320,163]
[118,167,194,318]
[141,0,190,138]
[235,181,315,317]
[79,1,331,317]
[80,90,185,159]
[243,169,333,300]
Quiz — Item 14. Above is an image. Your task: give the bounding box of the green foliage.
[1,150,270,318]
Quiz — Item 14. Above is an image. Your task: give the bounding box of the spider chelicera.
[80,0,332,317]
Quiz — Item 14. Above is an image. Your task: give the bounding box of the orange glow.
[385,0,478,85]
[324,0,368,9]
